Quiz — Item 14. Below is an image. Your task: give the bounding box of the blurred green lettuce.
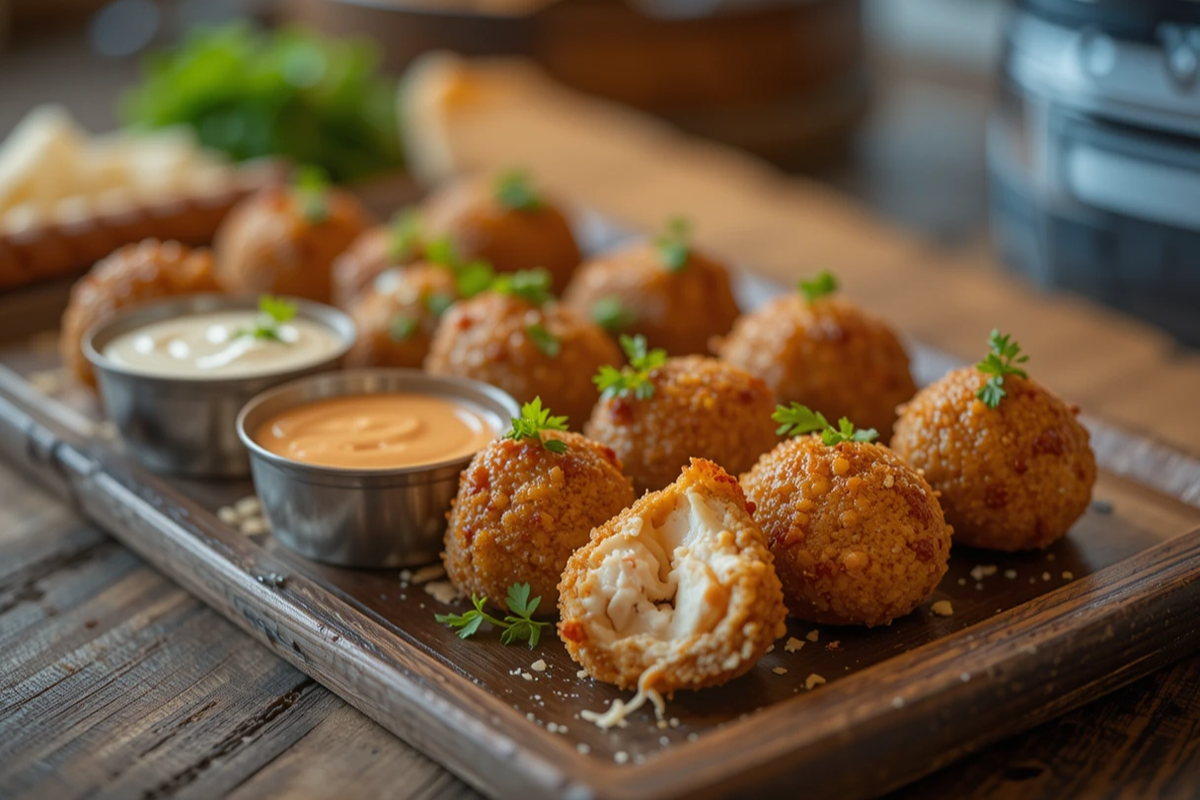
[121,23,402,182]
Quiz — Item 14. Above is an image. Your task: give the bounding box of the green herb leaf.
[236,295,297,342]
[423,236,457,268]
[386,209,422,262]
[504,397,570,452]
[435,582,551,649]
[771,403,879,445]
[292,165,331,224]
[494,170,541,211]
[974,330,1029,409]
[772,402,829,437]
[655,217,692,272]
[593,334,667,400]
[491,268,554,307]
[526,322,561,358]
[454,260,495,299]
[389,313,418,342]
[591,296,636,333]
[798,271,838,303]
[120,24,402,183]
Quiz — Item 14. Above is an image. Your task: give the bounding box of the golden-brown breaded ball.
[558,458,787,696]
[892,367,1095,551]
[331,212,424,309]
[422,174,580,293]
[213,183,372,303]
[742,434,952,627]
[716,293,916,441]
[562,237,740,356]
[344,263,457,369]
[443,430,634,611]
[586,352,779,494]
[425,290,621,426]
[60,239,219,387]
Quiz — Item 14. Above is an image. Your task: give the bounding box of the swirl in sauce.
[254,394,498,470]
[103,310,341,379]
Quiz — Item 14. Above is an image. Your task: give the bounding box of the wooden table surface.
[3,30,1200,800]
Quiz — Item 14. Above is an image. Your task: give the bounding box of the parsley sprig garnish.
[592,296,635,333]
[975,330,1029,409]
[389,313,418,342]
[491,268,554,307]
[655,217,692,272]
[526,322,561,357]
[385,209,423,262]
[494,170,541,211]
[799,271,838,303]
[505,397,569,453]
[435,582,550,649]
[772,403,878,445]
[424,236,495,299]
[593,334,666,400]
[292,165,330,224]
[237,295,297,342]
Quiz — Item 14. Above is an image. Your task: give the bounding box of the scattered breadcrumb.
[765,644,774,653]
[614,751,629,764]
[424,581,459,604]
[411,564,447,584]
[931,600,954,617]
[826,641,840,651]
[805,674,826,690]
[531,659,547,672]
[521,672,533,681]
[399,569,413,582]
[969,565,998,581]
[1042,572,1052,582]
[234,496,261,517]
[1062,571,1074,581]
[656,719,668,730]
[577,743,590,754]
[576,669,588,679]
[240,517,266,536]
[669,718,680,728]
[772,667,788,675]
[806,630,819,642]
[1004,569,1018,580]
[217,506,238,524]
[957,578,967,586]
[784,637,805,653]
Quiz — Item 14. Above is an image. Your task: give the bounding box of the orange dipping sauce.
[255,393,498,470]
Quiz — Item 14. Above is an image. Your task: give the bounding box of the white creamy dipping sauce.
[102,310,342,379]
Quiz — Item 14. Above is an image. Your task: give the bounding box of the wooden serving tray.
[2,219,1200,800]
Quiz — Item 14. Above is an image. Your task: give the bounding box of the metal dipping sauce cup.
[84,294,356,478]
[236,370,519,568]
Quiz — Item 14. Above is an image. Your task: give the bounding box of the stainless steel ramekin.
[84,294,356,478]
[235,369,519,568]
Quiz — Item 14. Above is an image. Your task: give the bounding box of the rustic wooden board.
[2,215,1200,800]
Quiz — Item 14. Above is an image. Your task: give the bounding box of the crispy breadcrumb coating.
[344,263,457,369]
[585,356,779,494]
[558,459,787,693]
[715,295,916,441]
[425,292,621,426]
[332,225,422,309]
[213,184,372,303]
[60,239,218,387]
[742,436,952,627]
[423,178,580,293]
[562,240,739,356]
[891,367,1095,551]
[443,431,634,611]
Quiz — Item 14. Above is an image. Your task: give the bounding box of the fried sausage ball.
[558,458,787,697]
[716,292,916,441]
[562,237,740,356]
[443,430,634,611]
[891,367,1096,551]
[331,211,423,309]
[586,354,779,494]
[425,288,621,426]
[344,263,457,369]
[422,174,580,293]
[742,435,952,627]
[213,183,372,303]
[60,239,218,387]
